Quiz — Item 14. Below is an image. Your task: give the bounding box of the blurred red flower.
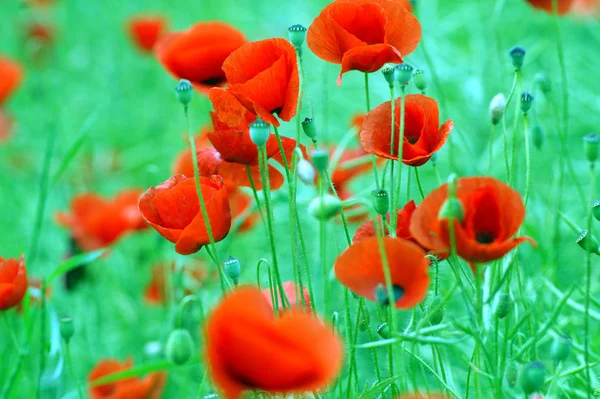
[88,358,166,399]
[410,176,536,265]
[155,22,246,94]
[209,38,299,127]
[334,237,429,308]
[360,94,453,166]
[0,56,24,106]
[127,15,168,53]
[139,175,231,255]
[0,256,27,311]
[307,0,420,85]
[56,190,148,252]
[144,261,211,305]
[206,286,343,399]
[526,0,575,14]
[0,111,14,142]
[353,200,418,243]
[262,281,311,310]
[25,22,55,44]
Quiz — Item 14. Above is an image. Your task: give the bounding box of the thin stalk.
[2,314,20,351]
[65,342,84,399]
[392,87,406,236]
[414,167,425,200]
[388,84,397,228]
[36,282,47,399]
[488,124,496,174]
[245,166,267,225]
[364,73,381,189]
[318,177,331,317]
[509,75,522,187]
[584,162,595,399]
[523,113,531,206]
[501,72,519,182]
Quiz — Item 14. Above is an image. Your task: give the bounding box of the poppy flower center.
[375,284,404,306]
[394,103,425,150]
[475,231,496,244]
[463,185,504,245]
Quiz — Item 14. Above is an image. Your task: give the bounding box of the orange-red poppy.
[127,15,167,53]
[410,177,536,265]
[353,200,417,243]
[139,175,231,255]
[155,22,246,94]
[0,111,13,142]
[144,261,211,305]
[56,189,148,252]
[0,56,24,106]
[206,286,343,399]
[0,256,27,311]
[262,281,311,310]
[307,0,420,85]
[209,38,299,127]
[88,358,166,399]
[526,0,575,14]
[334,237,429,308]
[360,94,453,166]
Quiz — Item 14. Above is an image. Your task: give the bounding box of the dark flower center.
[475,231,496,244]
[375,284,404,306]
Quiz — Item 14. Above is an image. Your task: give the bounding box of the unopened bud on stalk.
[520,92,534,115]
[371,189,389,215]
[531,125,545,150]
[301,117,318,141]
[59,317,74,343]
[577,230,600,254]
[583,133,600,164]
[376,322,390,339]
[426,295,445,325]
[551,334,571,362]
[519,361,545,395]
[395,64,414,85]
[509,46,526,71]
[489,93,506,125]
[311,149,329,173]
[308,194,342,221]
[249,119,270,147]
[166,329,194,365]
[534,73,551,96]
[413,69,426,92]
[382,66,397,87]
[224,256,240,285]
[175,79,193,107]
[297,158,316,185]
[592,200,600,221]
[494,292,512,319]
[288,24,307,50]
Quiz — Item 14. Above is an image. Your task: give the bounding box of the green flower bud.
[576,230,600,255]
[427,295,445,325]
[382,66,397,87]
[519,361,545,395]
[288,24,307,49]
[509,46,526,71]
[301,117,318,141]
[583,133,600,164]
[413,69,426,92]
[531,125,545,150]
[377,322,390,339]
[494,292,512,319]
[534,73,551,96]
[504,361,520,388]
[308,194,342,221]
[249,119,270,147]
[371,189,389,215]
[592,200,600,222]
[60,317,75,343]
[175,79,193,107]
[297,158,316,185]
[166,329,195,365]
[520,92,534,115]
[438,198,465,223]
[489,93,506,125]
[395,64,414,85]
[224,256,240,285]
[551,334,571,362]
[311,149,329,173]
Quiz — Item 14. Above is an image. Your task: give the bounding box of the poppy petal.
[338,44,403,85]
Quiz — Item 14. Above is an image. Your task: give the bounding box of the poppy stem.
[501,71,519,184]
[509,79,522,187]
[388,84,398,233]
[392,87,406,236]
[488,124,496,175]
[36,281,47,399]
[64,340,84,399]
[245,166,267,229]
[584,162,595,398]
[364,73,381,190]
[319,178,331,317]
[522,113,531,207]
[2,313,20,352]
[414,167,425,200]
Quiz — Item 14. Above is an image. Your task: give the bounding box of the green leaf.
[46,249,106,285]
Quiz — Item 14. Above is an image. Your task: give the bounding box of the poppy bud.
[504,361,520,388]
[175,79,193,107]
[489,93,506,125]
[166,328,195,365]
[551,334,571,362]
[297,158,316,185]
[576,230,600,255]
[249,118,270,147]
[531,125,545,150]
[309,194,342,221]
[382,66,397,87]
[288,24,307,50]
[592,201,600,221]
[59,317,74,343]
[520,92,534,115]
[371,189,389,215]
[224,256,240,285]
[494,292,512,319]
[377,322,391,339]
[311,149,329,173]
[534,73,551,96]
[301,117,318,141]
[509,46,526,71]
[427,295,445,325]
[583,133,600,164]
[395,63,414,85]
[519,361,545,395]
[358,309,370,332]
[413,69,426,92]
[438,198,465,224]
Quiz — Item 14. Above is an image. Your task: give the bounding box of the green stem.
[502,72,519,182]
[2,313,20,352]
[488,124,496,175]
[392,87,406,236]
[364,73,381,190]
[388,84,397,227]
[318,177,331,317]
[65,342,84,399]
[584,162,595,399]
[414,167,425,200]
[523,113,531,207]
[509,74,522,187]
[245,166,267,225]
[36,282,47,399]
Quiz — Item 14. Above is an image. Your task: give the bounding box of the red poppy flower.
[334,237,429,308]
[0,256,27,310]
[360,94,453,166]
[353,200,417,243]
[56,190,148,252]
[526,0,575,14]
[262,281,311,310]
[209,38,299,127]
[307,0,420,85]
[155,22,246,94]
[0,111,13,142]
[139,175,231,255]
[0,56,24,106]
[410,177,536,265]
[127,15,167,53]
[88,358,166,399]
[144,261,211,305]
[206,286,343,399]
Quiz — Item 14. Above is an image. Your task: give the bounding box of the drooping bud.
[297,158,316,185]
[534,73,551,96]
[382,66,397,87]
[59,317,74,343]
[413,69,426,92]
[519,361,545,395]
[371,189,389,215]
[576,230,600,254]
[509,46,526,71]
[311,149,329,173]
[583,133,600,164]
[288,24,307,50]
[166,329,195,365]
[426,295,445,325]
[551,334,571,362]
[376,322,390,339]
[308,194,342,221]
[520,92,534,115]
[224,256,240,285]
[494,292,512,319]
[489,93,506,125]
[592,200,600,221]
[175,79,193,108]
[301,117,318,142]
[249,118,270,147]
[395,64,414,86]
[504,361,520,388]
[531,125,545,150]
